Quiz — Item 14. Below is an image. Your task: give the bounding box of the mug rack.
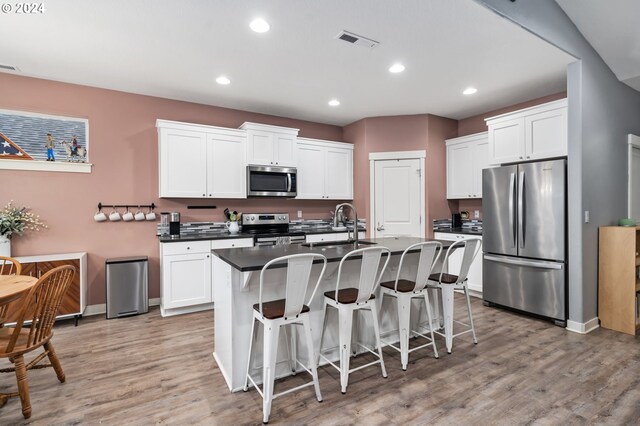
[97,202,156,211]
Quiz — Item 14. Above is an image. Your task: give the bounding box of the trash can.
[105,256,149,319]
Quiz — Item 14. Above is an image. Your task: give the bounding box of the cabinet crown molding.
[156,119,245,136]
[239,121,299,135]
[484,98,567,124]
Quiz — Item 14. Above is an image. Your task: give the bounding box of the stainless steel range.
[242,213,305,246]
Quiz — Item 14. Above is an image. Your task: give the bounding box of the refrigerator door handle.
[518,170,525,249]
[484,254,563,270]
[509,172,516,248]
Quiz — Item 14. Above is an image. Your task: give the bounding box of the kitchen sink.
[302,240,378,248]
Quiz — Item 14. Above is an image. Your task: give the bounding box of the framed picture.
[0,109,89,163]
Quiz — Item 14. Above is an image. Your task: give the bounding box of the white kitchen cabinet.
[433,232,483,295]
[486,98,567,165]
[296,138,353,200]
[446,132,489,199]
[160,238,253,317]
[157,120,247,198]
[241,122,299,167]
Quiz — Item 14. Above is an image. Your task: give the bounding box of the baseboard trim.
[566,317,600,334]
[84,298,160,317]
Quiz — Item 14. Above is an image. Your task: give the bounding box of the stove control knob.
[250,216,255,221]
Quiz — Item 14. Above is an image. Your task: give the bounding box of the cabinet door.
[162,253,212,309]
[208,132,246,198]
[296,143,326,199]
[488,117,525,165]
[525,107,567,160]
[306,233,338,243]
[39,259,81,316]
[246,130,275,165]
[159,128,208,197]
[274,134,296,166]
[467,239,483,293]
[472,140,490,198]
[325,147,353,200]
[446,143,473,199]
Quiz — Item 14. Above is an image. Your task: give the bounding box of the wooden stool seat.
[428,272,458,284]
[380,279,419,293]
[253,300,310,320]
[323,288,375,304]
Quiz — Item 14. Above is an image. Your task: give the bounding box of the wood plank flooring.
[1,295,639,425]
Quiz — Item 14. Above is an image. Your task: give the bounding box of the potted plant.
[0,201,47,257]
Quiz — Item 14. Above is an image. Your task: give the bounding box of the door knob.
[376,222,385,231]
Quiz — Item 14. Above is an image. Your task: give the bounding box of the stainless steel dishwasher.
[106,256,149,319]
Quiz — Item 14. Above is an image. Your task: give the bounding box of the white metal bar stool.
[243,253,327,424]
[379,241,442,370]
[318,246,391,394]
[428,238,481,354]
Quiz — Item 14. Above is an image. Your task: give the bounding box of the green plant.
[0,201,47,238]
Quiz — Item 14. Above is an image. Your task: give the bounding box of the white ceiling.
[0,0,575,126]
[556,0,640,92]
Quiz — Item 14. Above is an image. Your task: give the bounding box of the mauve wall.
[343,114,457,237]
[0,74,343,305]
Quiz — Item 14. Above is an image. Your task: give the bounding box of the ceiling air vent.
[0,64,18,71]
[336,30,380,49]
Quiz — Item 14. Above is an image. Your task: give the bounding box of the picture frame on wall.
[0,109,89,164]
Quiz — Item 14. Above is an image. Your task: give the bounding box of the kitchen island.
[211,236,454,391]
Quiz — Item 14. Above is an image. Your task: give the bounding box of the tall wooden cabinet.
[8,252,87,324]
[598,226,640,335]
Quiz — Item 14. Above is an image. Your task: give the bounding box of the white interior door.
[373,158,422,237]
[629,139,640,223]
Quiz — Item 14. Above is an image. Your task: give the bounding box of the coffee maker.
[169,212,181,238]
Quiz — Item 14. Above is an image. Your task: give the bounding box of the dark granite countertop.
[158,226,366,243]
[211,236,454,272]
[433,227,482,236]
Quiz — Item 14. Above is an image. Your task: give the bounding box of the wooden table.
[0,275,37,306]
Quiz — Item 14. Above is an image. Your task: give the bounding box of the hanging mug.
[226,221,239,234]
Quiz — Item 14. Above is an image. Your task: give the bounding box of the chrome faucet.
[334,203,359,247]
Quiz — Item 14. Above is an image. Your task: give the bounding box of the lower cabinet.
[434,233,483,295]
[10,252,87,324]
[160,238,253,317]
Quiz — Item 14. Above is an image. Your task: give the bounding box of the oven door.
[247,165,297,197]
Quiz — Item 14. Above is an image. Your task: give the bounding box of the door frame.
[627,134,640,222]
[369,150,426,238]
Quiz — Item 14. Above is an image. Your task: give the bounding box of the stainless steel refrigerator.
[482,159,566,325]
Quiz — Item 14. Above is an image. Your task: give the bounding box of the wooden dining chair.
[0,264,75,419]
[0,256,23,328]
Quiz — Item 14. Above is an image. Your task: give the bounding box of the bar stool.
[379,241,442,370]
[243,253,327,424]
[428,238,481,354]
[318,246,390,394]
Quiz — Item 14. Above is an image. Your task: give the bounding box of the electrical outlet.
[474,210,480,219]
[297,210,302,218]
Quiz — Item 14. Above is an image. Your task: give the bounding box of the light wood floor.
[1,296,639,425]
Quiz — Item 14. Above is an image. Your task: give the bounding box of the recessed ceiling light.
[250,18,270,33]
[389,63,405,73]
[463,87,478,95]
[216,76,231,85]
[328,99,340,107]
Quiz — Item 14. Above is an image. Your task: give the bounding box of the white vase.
[0,235,10,257]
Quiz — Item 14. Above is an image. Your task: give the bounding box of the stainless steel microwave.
[247,165,297,197]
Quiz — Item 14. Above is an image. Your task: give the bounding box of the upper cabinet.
[240,122,299,167]
[297,138,353,200]
[446,132,489,199]
[158,120,246,199]
[486,98,567,165]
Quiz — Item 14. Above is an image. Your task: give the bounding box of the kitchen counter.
[158,226,366,243]
[212,236,453,272]
[433,227,482,236]
[212,235,450,392]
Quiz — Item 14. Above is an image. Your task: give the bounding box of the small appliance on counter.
[452,213,462,229]
[169,212,181,239]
